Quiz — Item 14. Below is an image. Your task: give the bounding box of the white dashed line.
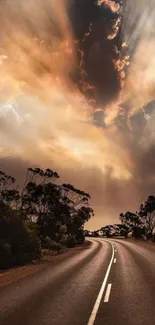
[114,258,116,263]
[87,241,115,325]
[104,283,112,303]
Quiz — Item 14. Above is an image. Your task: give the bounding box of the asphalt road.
[0,238,155,325]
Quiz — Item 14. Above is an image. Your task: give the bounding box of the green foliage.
[0,211,40,269]
[59,234,68,247]
[43,237,61,251]
[0,167,93,269]
[65,234,77,248]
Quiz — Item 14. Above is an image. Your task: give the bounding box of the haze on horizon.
[0,0,155,229]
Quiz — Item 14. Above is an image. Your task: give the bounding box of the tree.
[120,211,142,238]
[139,195,155,238]
[0,171,20,211]
[0,208,40,269]
[68,206,94,243]
[21,168,59,212]
[0,166,94,268]
[119,224,129,238]
[61,184,90,208]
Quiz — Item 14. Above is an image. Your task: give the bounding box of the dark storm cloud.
[70,0,122,106]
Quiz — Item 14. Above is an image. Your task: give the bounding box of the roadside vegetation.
[0,168,93,269]
[86,195,155,242]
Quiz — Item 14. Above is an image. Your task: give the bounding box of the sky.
[0,0,155,229]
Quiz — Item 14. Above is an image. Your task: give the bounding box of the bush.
[151,234,155,242]
[11,228,41,265]
[43,237,63,252]
[59,225,67,235]
[0,212,41,269]
[59,234,68,247]
[75,230,85,244]
[0,240,12,269]
[43,237,57,250]
[65,234,77,248]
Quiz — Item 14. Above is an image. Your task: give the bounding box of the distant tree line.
[85,224,127,238]
[120,195,155,240]
[86,195,155,242]
[0,168,93,269]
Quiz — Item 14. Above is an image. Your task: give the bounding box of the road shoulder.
[0,241,91,289]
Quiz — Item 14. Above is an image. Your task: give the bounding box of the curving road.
[0,238,155,325]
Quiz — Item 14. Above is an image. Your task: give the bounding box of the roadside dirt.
[0,241,90,289]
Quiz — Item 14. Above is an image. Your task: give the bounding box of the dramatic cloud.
[122,0,155,117]
[0,0,155,229]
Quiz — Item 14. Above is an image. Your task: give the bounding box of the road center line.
[87,241,115,325]
[104,283,112,302]
[114,258,116,263]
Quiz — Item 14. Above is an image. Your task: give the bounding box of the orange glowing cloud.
[0,0,132,182]
[0,0,154,195]
[97,0,120,13]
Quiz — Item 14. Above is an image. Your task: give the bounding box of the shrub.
[65,234,77,248]
[151,234,155,242]
[59,234,68,247]
[0,212,41,269]
[0,240,12,269]
[43,237,57,250]
[59,225,67,235]
[75,230,85,244]
[43,237,63,252]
